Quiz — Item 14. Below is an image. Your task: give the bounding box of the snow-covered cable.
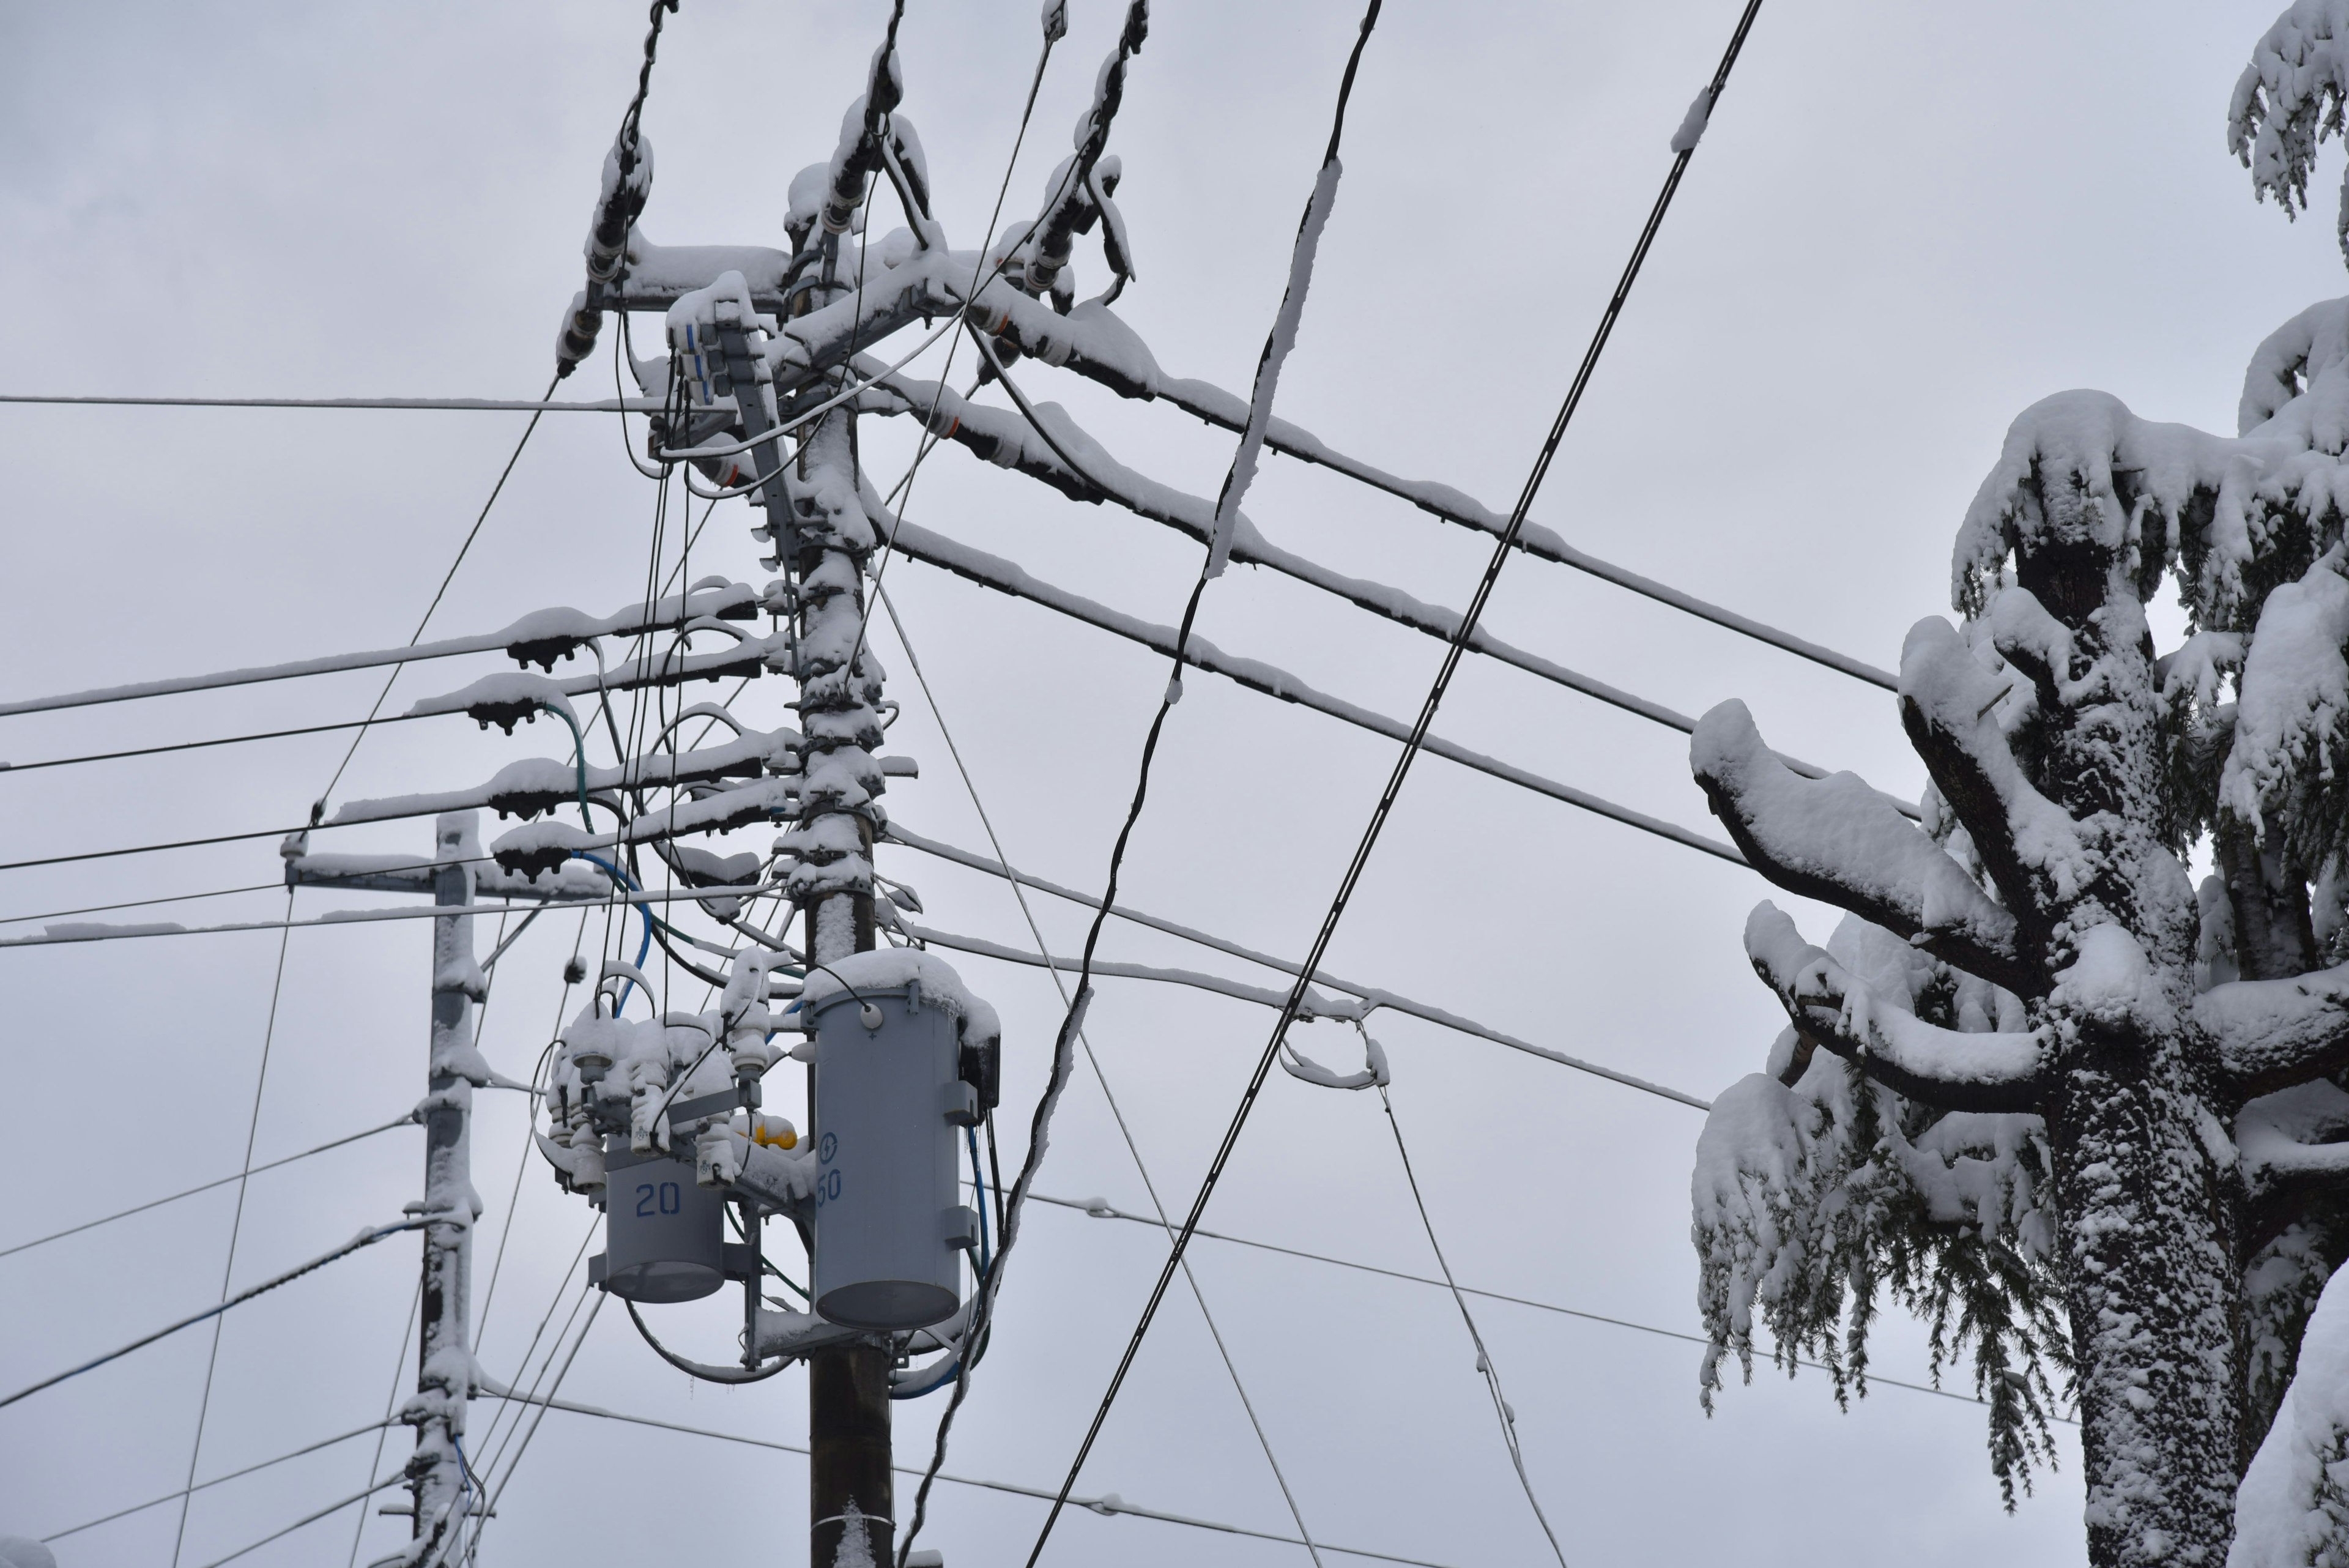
[657,313,957,463]
[869,582,1326,1568]
[0,1112,420,1261]
[1030,2,1765,1556]
[882,823,1710,1109]
[1377,1085,1568,1566]
[871,513,1742,863]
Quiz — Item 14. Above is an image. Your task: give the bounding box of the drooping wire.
[169,890,296,1568]
[1024,7,1765,1559]
[0,710,437,778]
[36,1411,398,1545]
[343,1278,422,1568]
[1378,1084,1567,1566]
[877,577,1324,1567]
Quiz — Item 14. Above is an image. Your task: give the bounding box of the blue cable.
[574,851,653,1011]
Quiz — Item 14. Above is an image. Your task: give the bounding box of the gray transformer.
[810,982,982,1330]
[601,1140,728,1302]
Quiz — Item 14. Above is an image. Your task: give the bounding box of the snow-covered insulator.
[803,951,999,1330]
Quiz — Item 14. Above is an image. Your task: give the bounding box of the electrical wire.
[169,890,295,1568]
[1026,6,1761,1557]
[1377,1085,1567,1565]
[0,710,436,776]
[188,1474,412,1568]
[0,1112,419,1262]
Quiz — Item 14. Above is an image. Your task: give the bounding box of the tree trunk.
[2048,1022,2241,1566]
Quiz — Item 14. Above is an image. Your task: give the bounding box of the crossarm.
[1745,902,2050,1114]
[1693,701,2039,997]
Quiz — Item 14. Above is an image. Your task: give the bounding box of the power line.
[188,1474,411,1568]
[482,1389,1464,1568]
[0,1113,418,1261]
[1028,6,1768,1557]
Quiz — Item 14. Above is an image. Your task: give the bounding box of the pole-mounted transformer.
[803,952,993,1330]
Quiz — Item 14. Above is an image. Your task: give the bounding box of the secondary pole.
[412,811,481,1564]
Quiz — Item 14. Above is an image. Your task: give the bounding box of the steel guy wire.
[0,1113,420,1262]
[873,578,1324,1568]
[347,1277,423,1568]
[169,888,295,1568]
[313,375,561,820]
[39,1412,399,1544]
[1376,1083,1567,1566]
[1025,4,1762,1556]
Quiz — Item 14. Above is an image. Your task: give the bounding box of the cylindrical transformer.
[602,1139,727,1302]
[809,981,978,1330]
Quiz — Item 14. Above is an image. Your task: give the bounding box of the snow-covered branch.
[2200,965,2349,1098]
[1898,617,2085,936]
[2233,0,2349,266]
[2240,1080,2349,1200]
[1693,701,2036,995]
[1745,902,2050,1113]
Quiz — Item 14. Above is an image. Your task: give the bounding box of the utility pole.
[286,812,493,1566]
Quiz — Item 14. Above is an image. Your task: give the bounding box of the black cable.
[0,822,308,874]
[0,710,434,776]
[1022,5,1764,1558]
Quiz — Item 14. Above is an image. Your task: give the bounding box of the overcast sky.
[2,3,2342,1566]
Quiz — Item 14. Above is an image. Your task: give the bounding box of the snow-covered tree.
[1687,6,2349,1561]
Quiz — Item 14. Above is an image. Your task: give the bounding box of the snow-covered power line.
[1028,4,1771,1557]
[0,579,760,719]
[876,510,1743,863]
[0,393,666,412]
[885,822,1710,1108]
[478,1389,1463,1568]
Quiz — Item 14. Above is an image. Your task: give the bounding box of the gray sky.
[1,2,2339,1565]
